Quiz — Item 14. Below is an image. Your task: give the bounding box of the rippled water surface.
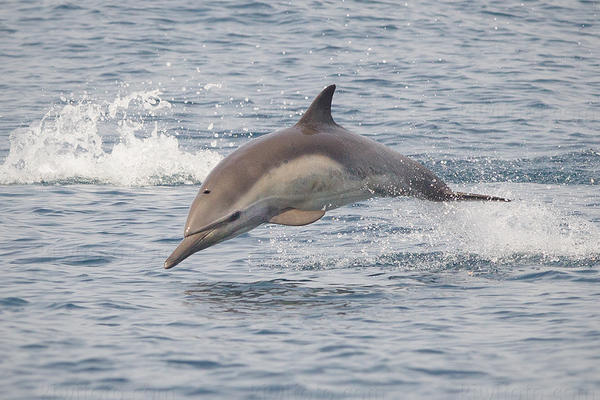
[1,1,599,399]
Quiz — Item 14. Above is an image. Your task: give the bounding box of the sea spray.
[257,185,600,271]
[0,90,222,186]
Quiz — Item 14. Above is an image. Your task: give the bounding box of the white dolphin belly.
[233,154,370,213]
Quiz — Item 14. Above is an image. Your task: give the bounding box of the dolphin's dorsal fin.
[296,84,336,128]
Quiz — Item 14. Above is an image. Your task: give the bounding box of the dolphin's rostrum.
[164,85,509,269]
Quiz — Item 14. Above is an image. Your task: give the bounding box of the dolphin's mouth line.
[189,229,212,242]
[185,211,241,238]
[185,229,212,241]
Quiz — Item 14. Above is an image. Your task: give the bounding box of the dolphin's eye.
[203,189,211,194]
[229,211,241,221]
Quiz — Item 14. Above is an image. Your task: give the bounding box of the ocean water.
[1,1,599,399]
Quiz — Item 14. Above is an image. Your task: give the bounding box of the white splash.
[405,196,600,263]
[0,90,222,186]
[257,185,600,269]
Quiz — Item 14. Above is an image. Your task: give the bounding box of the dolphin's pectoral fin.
[269,209,325,226]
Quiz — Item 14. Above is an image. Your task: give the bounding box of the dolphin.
[164,85,508,269]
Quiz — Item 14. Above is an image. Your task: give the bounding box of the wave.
[255,191,600,271]
[0,90,222,186]
[2,88,597,189]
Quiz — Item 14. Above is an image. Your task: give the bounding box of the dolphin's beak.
[164,231,212,269]
[164,209,263,270]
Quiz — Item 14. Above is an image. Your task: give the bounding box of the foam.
[411,197,600,264]
[0,90,222,186]
[257,187,600,270]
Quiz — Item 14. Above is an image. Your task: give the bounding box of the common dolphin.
[164,85,508,269]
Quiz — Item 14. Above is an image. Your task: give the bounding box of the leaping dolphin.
[164,85,508,269]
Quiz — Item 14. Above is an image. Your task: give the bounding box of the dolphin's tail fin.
[452,191,511,202]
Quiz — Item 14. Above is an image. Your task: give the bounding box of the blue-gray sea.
[1,1,599,399]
